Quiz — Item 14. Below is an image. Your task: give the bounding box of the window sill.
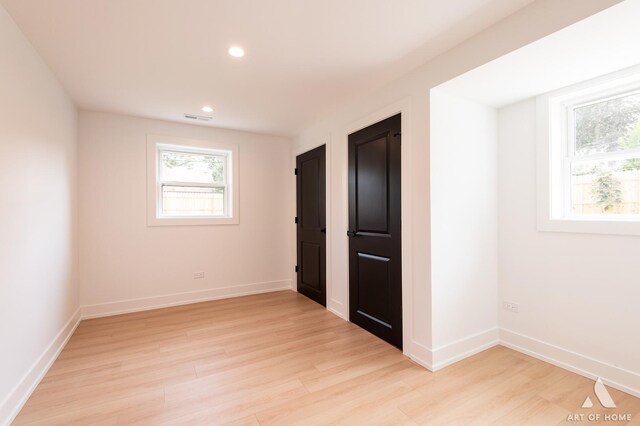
[538,217,640,236]
[147,216,239,226]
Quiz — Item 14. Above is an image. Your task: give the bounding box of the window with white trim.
[147,135,239,226]
[545,71,640,224]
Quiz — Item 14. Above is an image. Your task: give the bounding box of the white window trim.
[537,65,640,236]
[147,134,239,226]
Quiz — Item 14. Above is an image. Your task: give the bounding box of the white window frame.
[537,65,640,236]
[147,134,239,226]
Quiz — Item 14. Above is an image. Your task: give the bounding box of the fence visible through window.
[161,186,225,216]
[572,169,640,215]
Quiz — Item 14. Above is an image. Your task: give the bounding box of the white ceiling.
[1,0,533,136]
[436,1,639,108]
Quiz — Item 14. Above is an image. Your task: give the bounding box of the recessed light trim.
[201,106,213,113]
[228,46,245,58]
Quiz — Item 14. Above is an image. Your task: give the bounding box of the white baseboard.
[327,299,347,320]
[406,327,639,398]
[407,340,435,371]
[431,327,500,371]
[0,307,81,426]
[405,328,500,372]
[80,280,292,319]
[327,299,349,321]
[500,328,640,398]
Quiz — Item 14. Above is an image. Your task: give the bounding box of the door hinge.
[294,168,298,175]
[294,217,298,224]
[295,265,299,272]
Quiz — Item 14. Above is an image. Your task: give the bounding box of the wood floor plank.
[13,290,640,425]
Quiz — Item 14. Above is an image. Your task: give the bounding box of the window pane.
[160,151,225,183]
[574,92,640,156]
[571,158,640,215]
[162,186,225,216]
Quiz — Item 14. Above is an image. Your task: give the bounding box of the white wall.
[0,4,79,421]
[430,90,498,366]
[293,0,619,367]
[498,98,640,392]
[78,112,294,314]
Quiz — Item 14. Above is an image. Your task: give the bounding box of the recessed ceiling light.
[201,106,213,113]
[228,46,245,58]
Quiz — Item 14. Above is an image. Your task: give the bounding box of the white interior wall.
[293,0,618,367]
[498,98,640,393]
[78,111,294,315]
[1,0,634,422]
[430,90,498,368]
[0,5,79,421]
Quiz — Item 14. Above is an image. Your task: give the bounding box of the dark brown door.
[348,114,402,349]
[296,145,326,306]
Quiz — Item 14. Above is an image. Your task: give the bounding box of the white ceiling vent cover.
[183,113,212,121]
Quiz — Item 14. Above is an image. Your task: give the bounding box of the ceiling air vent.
[183,113,212,122]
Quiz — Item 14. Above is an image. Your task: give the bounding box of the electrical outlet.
[502,301,519,313]
[193,272,205,279]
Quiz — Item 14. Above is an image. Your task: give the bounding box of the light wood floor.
[14,291,640,425]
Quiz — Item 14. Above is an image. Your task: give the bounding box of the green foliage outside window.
[590,172,623,212]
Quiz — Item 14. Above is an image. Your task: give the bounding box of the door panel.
[355,136,389,234]
[357,253,391,326]
[301,158,321,228]
[301,242,321,291]
[348,114,402,349]
[296,145,326,306]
